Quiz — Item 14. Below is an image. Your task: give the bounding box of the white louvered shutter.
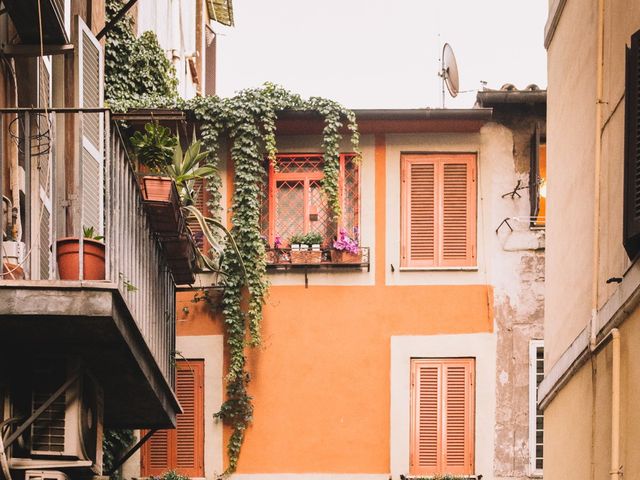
[31,57,53,279]
[74,16,104,237]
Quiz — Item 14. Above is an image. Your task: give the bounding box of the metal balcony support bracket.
[96,0,140,40]
[2,370,81,449]
[106,428,157,476]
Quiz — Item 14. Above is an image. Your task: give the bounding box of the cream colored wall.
[544,0,597,369]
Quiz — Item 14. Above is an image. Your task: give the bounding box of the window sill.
[398,266,479,272]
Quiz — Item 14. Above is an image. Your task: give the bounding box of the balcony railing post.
[23,112,31,278]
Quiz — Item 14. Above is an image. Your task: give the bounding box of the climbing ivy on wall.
[105,0,178,102]
[110,84,361,476]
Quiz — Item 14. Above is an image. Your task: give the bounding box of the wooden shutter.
[440,157,476,267]
[74,16,104,238]
[141,360,204,477]
[402,157,437,266]
[624,29,640,259]
[410,358,474,476]
[188,178,210,251]
[402,154,476,267]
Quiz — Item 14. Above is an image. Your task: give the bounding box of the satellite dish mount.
[438,43,460,108]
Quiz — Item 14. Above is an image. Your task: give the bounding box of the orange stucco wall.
[175,133,493,473]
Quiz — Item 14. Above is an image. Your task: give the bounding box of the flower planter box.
[139,175,185,236]
[330,249,362,264]
[161,233,197,285]
[290,249,322,264]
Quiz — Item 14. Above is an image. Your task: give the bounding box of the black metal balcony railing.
[0,109,176,387]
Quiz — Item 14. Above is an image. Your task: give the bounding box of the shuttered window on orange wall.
[187,178,210,252]
[141,360,204,477]
[410,358,475,476]
[401,154,476,267]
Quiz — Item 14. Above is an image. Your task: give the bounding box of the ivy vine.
[110,84,361,476]
[105,0,178,102]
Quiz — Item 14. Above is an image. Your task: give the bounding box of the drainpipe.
[590,0,605,349]
[610,328,621,480]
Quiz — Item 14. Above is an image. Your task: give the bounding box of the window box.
[161,233,197,285]
[139,175,186,237]
[265,247,369,269]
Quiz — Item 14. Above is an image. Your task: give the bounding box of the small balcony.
[0,109,181,429]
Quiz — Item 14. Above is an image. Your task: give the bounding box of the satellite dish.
[439,43,459,107]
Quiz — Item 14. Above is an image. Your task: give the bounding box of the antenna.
[438,43,460,108]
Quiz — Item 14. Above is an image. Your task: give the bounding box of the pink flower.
[274,234,282,249]
[333,228,359,254]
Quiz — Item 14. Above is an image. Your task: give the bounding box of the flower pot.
[56,237,106,280]
[330,249,362,264]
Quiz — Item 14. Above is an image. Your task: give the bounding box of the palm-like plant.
[162,140,216,206]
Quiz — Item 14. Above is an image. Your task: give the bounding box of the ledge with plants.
[265,228,369,271]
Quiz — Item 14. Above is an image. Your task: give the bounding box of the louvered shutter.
[402,157,436,266]
[32,58,53,279]
[440,157,476,267]
[624,29,640,259]
[402,155,476,267]
[411,361,441,473]
[442,361,474,474]
[188,178,209,251]
[74,16,104,238]
[410,359,474,476]
[141,361,204,477]
[175,361,204,475]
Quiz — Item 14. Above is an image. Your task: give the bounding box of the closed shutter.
[74,16,104,238]
[410,358,474,476]
[188,178,209,251]
[440,157,475,267]
[624,29,640,259]
[402,158,436,266]
[402,154,476,267]
[33,58,53,279]
[442,362,474,474]
[141,360,204,477]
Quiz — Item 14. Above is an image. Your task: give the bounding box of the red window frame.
[265,153,359,246]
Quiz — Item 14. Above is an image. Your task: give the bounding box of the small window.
[529,341,544,475]
[410,358,475,476]
[401,154,476,267]
[261,153,359,247]
[530,124,546,228]
[141,360,204,477]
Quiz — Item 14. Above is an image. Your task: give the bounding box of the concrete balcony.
[0,109,181,429]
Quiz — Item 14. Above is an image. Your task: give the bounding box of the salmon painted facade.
[123,88,547,480]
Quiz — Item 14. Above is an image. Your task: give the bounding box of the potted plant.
[290,232,323,264]
[331,227,361,263]
[56,226,105,280]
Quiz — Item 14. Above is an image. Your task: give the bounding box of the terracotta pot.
[56,237,105,280]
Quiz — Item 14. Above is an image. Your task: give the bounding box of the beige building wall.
[543,1,640,479]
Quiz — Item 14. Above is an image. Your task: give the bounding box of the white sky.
[216,1,548,109]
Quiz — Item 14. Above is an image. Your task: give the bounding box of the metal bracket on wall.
[495,217,514,235]
[106,428,158,476]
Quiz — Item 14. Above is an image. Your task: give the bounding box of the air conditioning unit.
[25,470,69,480]
[7,358,104,474]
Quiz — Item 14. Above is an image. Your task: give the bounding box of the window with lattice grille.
[141,360,204,477]
[529,341,544,475]
[410,358,475,476]
[262,153,359,246]
[401,154,476,267]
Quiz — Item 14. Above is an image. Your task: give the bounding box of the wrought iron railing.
[0,109,176,387]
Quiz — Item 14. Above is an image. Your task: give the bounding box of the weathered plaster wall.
[480,121,545,480]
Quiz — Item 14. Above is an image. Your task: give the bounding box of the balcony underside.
[0,281,180,429]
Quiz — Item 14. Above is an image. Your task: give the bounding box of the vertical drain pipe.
[610,328,621,480]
